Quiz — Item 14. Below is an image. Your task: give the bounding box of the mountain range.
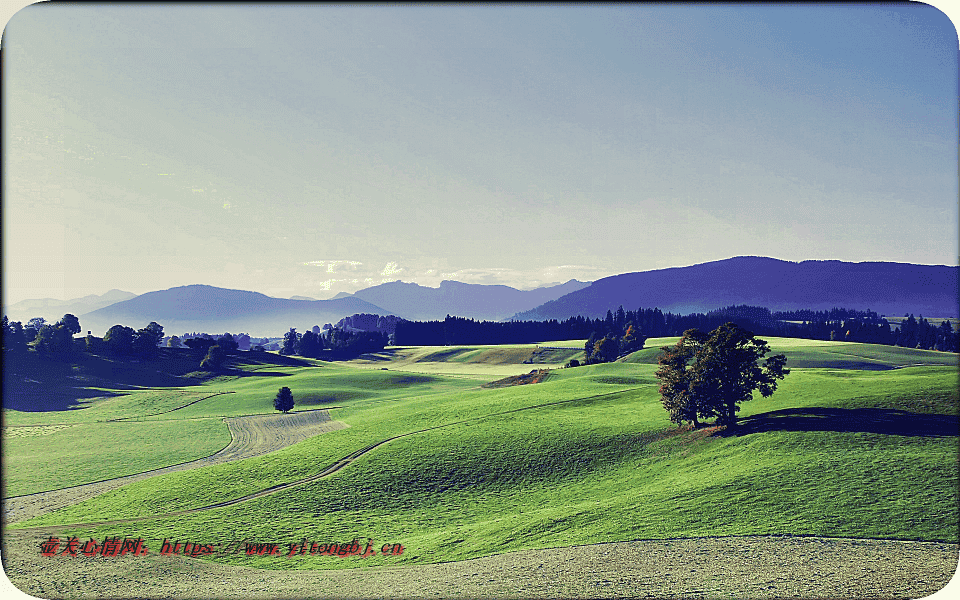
[337,279,590,321]
[2,289,137,324]
[75,285,393,337]
[5,257,957,338]
[511,257,959,321]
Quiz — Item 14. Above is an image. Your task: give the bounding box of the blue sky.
[2,4,957,305]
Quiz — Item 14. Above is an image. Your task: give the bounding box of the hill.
[345,279,590,321]
[512,257,959,321]
[77,284,393,337]
[3,289,137,323]
[7,338,956,581]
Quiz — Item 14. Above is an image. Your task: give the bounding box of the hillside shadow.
[349,348,408,362]
[2,381,123,412]
[2,349,314,413]
[221,368,291,378]
[719,407,959,438]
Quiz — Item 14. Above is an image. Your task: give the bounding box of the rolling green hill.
[5,339,957,570]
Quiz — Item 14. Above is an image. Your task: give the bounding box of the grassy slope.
[6,340,958,571]
[3,419,231,497]
[3,354,479,496]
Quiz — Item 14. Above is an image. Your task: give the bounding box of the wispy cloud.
[303,260,365,273]
[380,262,406,278]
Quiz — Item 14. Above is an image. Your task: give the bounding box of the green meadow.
[5,338,957,570]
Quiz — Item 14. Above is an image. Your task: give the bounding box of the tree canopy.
[274,386,294,413]
[656,323,789,428]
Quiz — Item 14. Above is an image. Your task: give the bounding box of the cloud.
[303,260,364,273]
[380,261,406,278]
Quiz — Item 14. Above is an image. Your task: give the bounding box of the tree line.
[278,327,388,360]
[390,305,959,353]
[2,314,167,358]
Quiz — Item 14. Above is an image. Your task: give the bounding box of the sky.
[2,3,958,306]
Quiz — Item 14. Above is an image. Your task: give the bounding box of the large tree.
[656,323,789,428]
[656,329,710,427]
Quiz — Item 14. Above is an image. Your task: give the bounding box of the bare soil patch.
[2,531,955,599]
[3,410,347,525]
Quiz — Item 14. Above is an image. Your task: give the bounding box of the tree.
[200,345,226,371]
[217,333,239,352]
[103,325,136,355]
[619,323,645,356]
[24,317,45,343]
[591,334,619,363]
[297,330,324,357]
[656,323,789,428]
[167,335,182,348]
[274,386,294,413]
[133,322,164,358]
[656,329,710,427]
[236,333,251,351]
[33,323,76,356]
[184,336,216,353]
[584,331,598,363]
[3,317,27,353]
[280,328,299,356]
[59,314,82,336]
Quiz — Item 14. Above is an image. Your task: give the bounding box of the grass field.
[4,338,957,571]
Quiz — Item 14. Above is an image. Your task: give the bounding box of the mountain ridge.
[3,289,137,323]
[77,285,395,337]
[347,278,590,321]
[512,257,959,321]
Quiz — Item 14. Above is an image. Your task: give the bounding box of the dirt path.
[2,410,348,525]
[2,530,956,599]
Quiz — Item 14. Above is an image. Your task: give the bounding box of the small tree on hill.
[103,325,136,355]
[274,386,294,413]
[217,333,239,352]
[592,334,620,363]
[33,323,76,356]
[59,314,82,336]
[132,322,164,358]
[280,328,299,356]
[656,323,789,428]
[184,336,217,353]
[2,318,28,353]
[200,344,226,371]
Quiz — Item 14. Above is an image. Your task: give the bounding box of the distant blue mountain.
[78,285,393,337]
[3,289,137,323]
[512,257,959,321]
[346,278,591,321]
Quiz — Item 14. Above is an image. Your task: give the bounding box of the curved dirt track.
[2,410,347,525]
[2,530,956,599]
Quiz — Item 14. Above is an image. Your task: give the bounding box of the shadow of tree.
[718,407,959,438]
